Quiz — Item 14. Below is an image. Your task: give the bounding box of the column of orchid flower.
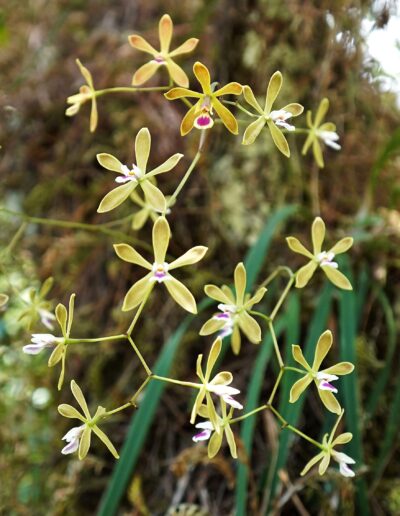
[20,13,357,477]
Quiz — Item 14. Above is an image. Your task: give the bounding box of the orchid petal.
[78,426,91,460]
[286,237,314,259]
[113,243,152,269]
[211,97,238,134]
[199,317,227,336]
[152,217,170,263]
[300,451,324,476]
[243,85,263,114]
[97,153,124,173]
[159,14,172,53]
[312,139,324,168]
[166,58,189,88]
[205,337,222,379]
[289,375,313,403]
[234,262,246,306]
[169,37,199,57]
[169,246,208,270]
[322,362,354,376]
[90,96,98,133]
[238,311,262,343]
[244,287,267,309]
[265,71,282,114]
[225,424,237,458]
[58,404,86,421]
[76,59,93,89]
[193,62,211,94]
[71,380,91,419]
[292,344,310,369]
[132,61,160,86]
[122,273,153,311]
[312,330,333,371]
[214,82,243,97]
[295,260,318,288]
[164,87,201,100]
[318,389,341,414]
[97,181,136,213]
[180,103,198,136]
[135,127,151,173]
[164,276,197,314]
[92,425,119,458]
[281,103,304,116]
[322,266,353,290]
[267,120,290,157]
[242,117,266,145]
[141,179,166,212]
[128,34,157,55]
[315,98,329,126]
[231,324,241,355]
[204,284,233,304]
[147,153,183,177]
[207,426,223,458]
[318,452,331,475]
[328,237,353,255]
[332,432,353,446]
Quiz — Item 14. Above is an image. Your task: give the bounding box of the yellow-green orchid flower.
[58,380,119,460]
[114,216,207,313]
[17,277,55,331]
[129,14,199,87]
[200,262,266,354]
[165,61,243,135]
[23,293,76,391]
[301,410,355,477]
[191,337,243,432]
[287,217,353,290]
[242,71,304,157]
[302,98,341,168]
[66,59,98,133]
[97,127,183,214]
[289,330,354,415]
[192,400,237,459]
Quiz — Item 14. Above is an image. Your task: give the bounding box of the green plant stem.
[258,266,293,290]
[4,222,28,255]
[222,100,258,118]
[268,321,284,368]
[268,368,284,404]
[127,335,152,376]
[151,374,200,389]
[127,288,152,335]
[166,131,206,210]
[270,275,295,321]
[284,366,304,374]
[249,310,271,324]
[130,376,152,405]
[105,402,134,416]
[0,208,151,251]
[269,405,323,449]
[66,334,126,344]
[179,97,193,108]
[95,86,170,97]
[230,404,268,424]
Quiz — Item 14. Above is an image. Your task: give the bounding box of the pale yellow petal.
[135,127,151,173]
[312,139,324,168]
[58,403,85,421]
[312,330,333,371]
[286,237,314,259]
[289,375,313,403]
[231,324,241,355]
[204,284,234,304]
[132,61,160,86]
[267,120,290,157]
[322,266,353,290]
[169,38,199,57]
[159,14,173,53]
[292,344,310,370]
[234,262,246,305]
[212,97,238,134]
[152,217,170,263]
[193,61,211,94]
[147,153,183,177]
[166,58,189,88]
[312,217,325,254]
[318,452,331,475]
[206,337,222,379]
[199,317,227,336]
[97,153,123,173]
[332,432,353,446]
[238,311,262,343]
[265,71,282,114]
[295,261,318,288]
[169,246,208,270]
[243,85,263,114]
[92,425,119,458]
[300,451,324,476]
[164,87,201,100]
[90,97,98,133]
[328,237,353,255]
[78,426,91,460]
[113,243,152,269]
[318,389,342,414]
[214,82,243,97]
[315,98,329,126]
[242,117,266,145]
[164,276,197,313]
[71,379,91,419]
[122,273,153,311]
[128,34,157,55]
[97,182,136,213]
[322,362,354,376]
[208,429,223,458]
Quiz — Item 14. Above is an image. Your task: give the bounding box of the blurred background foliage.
[1,0,400,514]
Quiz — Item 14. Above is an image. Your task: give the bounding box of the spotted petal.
[164,276,197,313]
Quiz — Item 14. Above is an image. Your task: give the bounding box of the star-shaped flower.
[66,59,98,133]
[200,262,266,354]
[192,400,237,459]
[242,71,304,157]
[301,410,355,477]
[17,277,55,331]
[129,14,199,87]
[97,127,183,214]
[165,61,243,135]
[58,380,119,460]
[114,216,207,314]
[22,293,76,391]
[287,217,353,290]
[289,330,354,415]
[302,98,341,168]
[191,337,243,432]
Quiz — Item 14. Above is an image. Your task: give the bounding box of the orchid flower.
[301,410,355,477]
[287,217,353,290]
[114,216,207,314]
[200,262,266,354]
[193,401,237,459]
[242,71,304,157]
[191,337,243,433]
[97,127,183,214]
[129,189,172,231]
[58,380,119,460]
[23,333,63,355]
[66,59,98,133]
[289,330,354,415]
[129,14,199,87]
[17,277,55,331]
[302,98,341,168]
[165,61,243,135]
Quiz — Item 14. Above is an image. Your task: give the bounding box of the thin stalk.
[130,376,152,405]
[268,368,284,405]
[4,222,27,255]
[269,321,284,368]
[270,275,295,321]
[310,163,320,216]
[269,405,323,449]
[283,366,304,374]
[281,128,310,135]
[151,374,200,389]
[127,288,152,335]
[258,266,294,290]
[127,335,152,376]
[230,404,268,424]
[105,402,133,416]
[222,100,258,118]
[249,310,271,324]
[66,334,126,344]
[95,86,170,97]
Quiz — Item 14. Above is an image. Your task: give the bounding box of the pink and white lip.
[151,55,167,65]
[194,113,214,129]
[23,333,62,355]
[207,384,243,410]
[115,164,144,184]
[269,109,295,131]
[192,421,213,442]
[316,372,338,393]
[332,451,356,477]
[317,130,341,150]
[61,425,85,455]
[317,251,338,268]
[39,309,56,330]
[150,262,170,283]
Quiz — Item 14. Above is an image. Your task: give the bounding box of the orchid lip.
[316,251,338,268]
[194,114,214,129]
[150,262,170,283]
[152,55,166,64]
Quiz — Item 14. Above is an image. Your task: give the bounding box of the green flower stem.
[268,321,284,368]
[127,288,152,335]
[268,367,284,405]
[95,86,170,97]
[105,402,134,416]
[127,335,152,376]
[270,275,295,321]
[310,164,320,216]
[179,97,193,109]
[166,131,206,210]
[130,376,152,406]
[4,222,27,255]
[269,405,323,449]
[0,208,151,252]
[284,366,304,374]
[230,404,268,424]
[66,334,126,344]
[249,310,271,324]
[222,100,258,118]
[151,374,201,389]
[259,266,294,290]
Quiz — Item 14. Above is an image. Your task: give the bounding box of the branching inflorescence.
[15,13,357,480]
